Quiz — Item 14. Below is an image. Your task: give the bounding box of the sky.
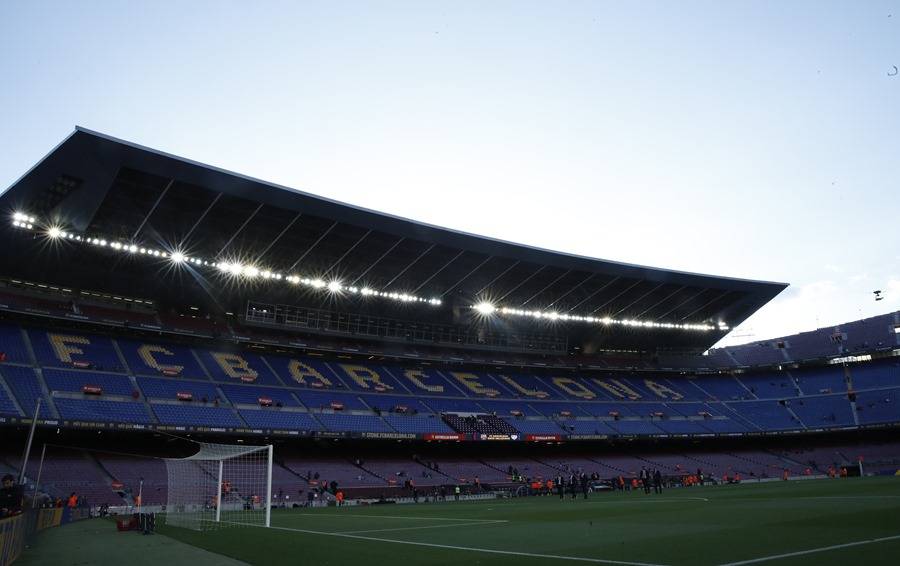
[1,1,898,349]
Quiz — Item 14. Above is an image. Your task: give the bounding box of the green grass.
[154,476,900,565]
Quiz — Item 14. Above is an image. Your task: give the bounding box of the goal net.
[163,441,273,530]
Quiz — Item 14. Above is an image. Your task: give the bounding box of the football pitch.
[151,476,900,565]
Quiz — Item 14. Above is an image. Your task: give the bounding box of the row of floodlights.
[214,261,441,303]
[11,213,441,306]
[11,213,727,330]
[473,303,728,332]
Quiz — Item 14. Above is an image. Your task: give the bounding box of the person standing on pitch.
[640,466,651,494]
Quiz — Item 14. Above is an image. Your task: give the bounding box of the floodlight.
[475,302,496,315]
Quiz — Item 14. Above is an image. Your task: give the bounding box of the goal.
[163,441,273,530]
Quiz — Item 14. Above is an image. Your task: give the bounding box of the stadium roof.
[0,127,787,354]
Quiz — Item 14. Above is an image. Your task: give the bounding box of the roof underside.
[0,128,788,353]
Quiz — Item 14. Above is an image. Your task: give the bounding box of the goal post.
[163,441,273,531]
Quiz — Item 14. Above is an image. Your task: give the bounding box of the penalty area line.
[268,524,669,566]
[718,533,900,565]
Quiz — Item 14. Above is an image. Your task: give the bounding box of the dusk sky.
[2,1,897,348]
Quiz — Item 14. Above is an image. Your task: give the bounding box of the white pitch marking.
[268,524,670,566]
[718,533,900,565]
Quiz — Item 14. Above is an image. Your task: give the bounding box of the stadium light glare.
[475,302,496,315]
[12,212,36,225]
[171,252,185,263]
[48,227,61,239]
[327,281,342,292]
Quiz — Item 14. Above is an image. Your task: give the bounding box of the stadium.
[1,128,898,565]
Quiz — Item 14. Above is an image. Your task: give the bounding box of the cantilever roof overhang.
[0,127,788,353]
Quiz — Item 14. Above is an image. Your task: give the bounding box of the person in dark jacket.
[1,474,24,516]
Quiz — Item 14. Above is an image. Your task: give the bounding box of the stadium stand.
[1,128,898,519]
